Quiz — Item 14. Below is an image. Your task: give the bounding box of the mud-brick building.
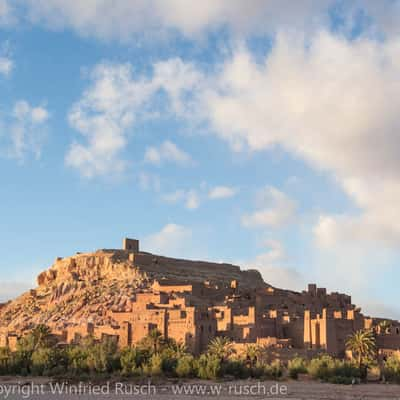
[1,238,400,358]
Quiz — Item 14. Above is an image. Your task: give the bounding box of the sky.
[1,0,400,319]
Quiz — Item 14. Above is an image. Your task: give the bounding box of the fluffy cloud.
[162,184,238,210]
[162,189,200,210]
[142,223,192,256]
[66,59,199,178]
[162,31,400,247]
[208,185,238,200]
[137,172,161,192]
[242,186,296,228]
[244,240,306,291]
[0,56,12,76]
[66,63,151,178]
[0,0,13,25]
[18,1,400,42]
[0,41,13,76]
[20,0,335,41]
[144,140,192,166]
[1,100,49,160]
[66,29,400,247]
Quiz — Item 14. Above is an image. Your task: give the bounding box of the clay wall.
[0,332,7,348]
[377,333,400,350]
[66,323,94,343]
[7,336,18,352]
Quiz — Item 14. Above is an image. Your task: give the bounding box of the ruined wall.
[377,332,400,350]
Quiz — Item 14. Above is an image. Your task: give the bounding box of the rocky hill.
[0,248,266,333]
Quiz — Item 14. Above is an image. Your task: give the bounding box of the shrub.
[66,337,120,375]
[67,346,89,374]
[222,359,250,379]
[384,355,400,383]
[147,353,163,376]
[308,355,336,380]
[328,375,355,385]
[308,355,360,383]
[197,354,222,380]
[175,354,195,378]
[120,347,141,376]
[31,348,62,376]
[0,347,11,375]
[334,360,360,379]
[262,360,283,379]
[160,349,178,375]
[250,362,265,379]
[288,357,307,379]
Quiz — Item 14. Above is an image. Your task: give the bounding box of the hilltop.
[1,238,399,358]
[0,245,265,333]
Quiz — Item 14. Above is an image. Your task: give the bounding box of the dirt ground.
[0,378,400,399]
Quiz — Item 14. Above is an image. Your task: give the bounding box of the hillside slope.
[0,249,266,332]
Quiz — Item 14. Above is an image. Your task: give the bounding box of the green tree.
[197,354,221,380]
[243,344,260,368]
[120,347,147,376]
[31,325,54,350]
[175,354,195,378]
[207,337,235,362]
[139,329,165,354]
[378,320,392,334]
[346,330,376,376]
[0,347,11,374]
[288,357,307,379]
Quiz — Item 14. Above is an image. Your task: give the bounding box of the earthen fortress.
[1,238,399,359]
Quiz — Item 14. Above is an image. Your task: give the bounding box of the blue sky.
[1,1,400,319]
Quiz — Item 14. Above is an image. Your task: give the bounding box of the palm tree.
[346,329,376,375]
[207,337,235,362]
[378,320,392,334]
[244,344,260,368]
[145,329,164,354]
[170,341,188,358]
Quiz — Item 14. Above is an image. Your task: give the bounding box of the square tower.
[122,238,139,252]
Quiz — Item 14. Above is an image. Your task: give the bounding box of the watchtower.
[122,238,139,253]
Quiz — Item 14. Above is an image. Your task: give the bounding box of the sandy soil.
[0,378,400,399]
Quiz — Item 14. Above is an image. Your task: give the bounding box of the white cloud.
[154,31,400,247]
[0,41,13,76]
[162,189,185,203]
[185,190,200,210]
[66,59,199,178]
[66,29,400,247]
[242,186,296,228]
[17,0,400,44]
[142,223,192,256]
[162,189,200,210]
[144,140,192,166]
[1,100,50,161]
[0,56,12,76]
[0,0,13,25]
[20,0,336,41]
[243,240,306,291]
[208,185,238,199]
[66,63,150,178]
[137,172,161,192]
[161,183,239,209]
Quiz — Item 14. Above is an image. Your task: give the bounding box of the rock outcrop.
[0,249,266,333]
